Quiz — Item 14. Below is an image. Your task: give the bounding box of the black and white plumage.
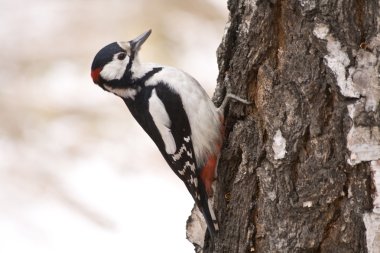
[91,30,249,237]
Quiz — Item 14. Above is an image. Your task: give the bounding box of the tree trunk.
[187,0,380,252]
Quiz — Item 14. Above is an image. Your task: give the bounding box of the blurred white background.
[0,0,228,252]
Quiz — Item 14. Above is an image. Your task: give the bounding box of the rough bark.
[188,0,380,252]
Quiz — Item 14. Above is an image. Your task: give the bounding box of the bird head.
[90,29,151,88]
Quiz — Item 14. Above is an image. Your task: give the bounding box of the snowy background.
[0,0,227,252]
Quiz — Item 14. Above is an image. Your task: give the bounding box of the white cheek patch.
[149,89,176,154]
[100,54,129,81]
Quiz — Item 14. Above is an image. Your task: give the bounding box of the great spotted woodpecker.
[90,30,250,237]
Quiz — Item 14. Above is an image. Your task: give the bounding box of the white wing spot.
[172,144,186,161]
[178,169,185,176]
[194,178,198,187]
[172,143,193,161]
[185,161,196,172]
[177,161,196,176]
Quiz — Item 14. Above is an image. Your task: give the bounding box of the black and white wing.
[152,83,218,235]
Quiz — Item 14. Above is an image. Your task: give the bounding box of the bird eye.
[118,53,127,60]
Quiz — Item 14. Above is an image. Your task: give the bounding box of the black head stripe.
[91,42,125,70]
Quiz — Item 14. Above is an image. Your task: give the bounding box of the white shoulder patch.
[149,89,176,154]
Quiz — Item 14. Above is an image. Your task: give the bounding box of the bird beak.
[130,29,152,51]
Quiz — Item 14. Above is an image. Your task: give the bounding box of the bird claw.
[217,93,252,112]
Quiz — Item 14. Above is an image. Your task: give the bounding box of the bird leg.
[217,93,251,113]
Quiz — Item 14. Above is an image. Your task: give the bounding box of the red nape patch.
[200,155,218,197]
[91,67,102,84]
